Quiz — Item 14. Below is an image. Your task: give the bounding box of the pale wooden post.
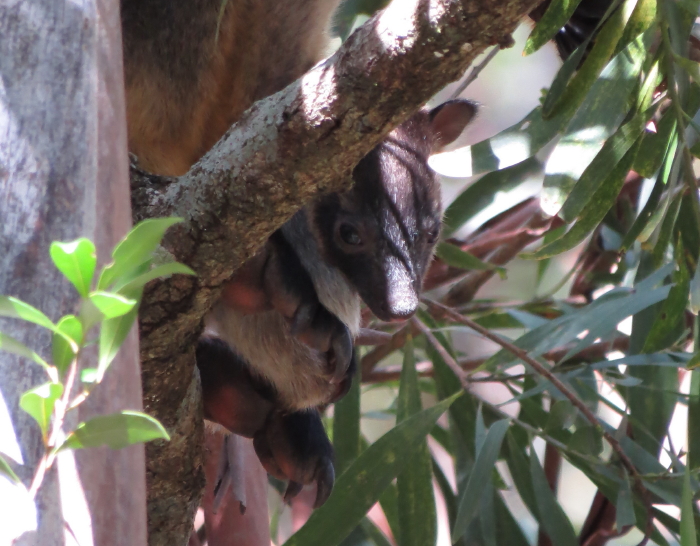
[0,0,146,544]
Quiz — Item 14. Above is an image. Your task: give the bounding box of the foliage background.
[260,1,700,545]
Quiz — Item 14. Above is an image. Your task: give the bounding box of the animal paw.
[290,302,354,385]
[253,409,335,508]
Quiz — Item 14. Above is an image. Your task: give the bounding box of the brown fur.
[121,0,341,175]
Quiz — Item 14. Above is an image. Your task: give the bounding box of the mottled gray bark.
[0,0,145,545]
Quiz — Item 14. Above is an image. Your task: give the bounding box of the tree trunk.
[0,0,145,544]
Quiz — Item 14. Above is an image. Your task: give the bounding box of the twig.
[28,356,80,499]
[363,336,629,383]
[423,298,653,545]
[450,46,500,99]
[411,317,467,385]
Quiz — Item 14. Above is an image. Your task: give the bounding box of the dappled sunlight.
[57,450,94,546]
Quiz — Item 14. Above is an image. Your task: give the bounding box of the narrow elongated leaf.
[98,289,142,379]
[643,249,689,353]
[89,291,137,319]
[97,217,182,290]
[52,315,83,375]
[334,357,361,475]
[284,393,461,546]
[529,137,641,258]
[436,243,505,275]
[504,433,539,517]
[681,468,698,546]
[479,480,497,546]
[524,0,585,55]
[0,331,50,370]
[559,104,654,222]
[379,484,401,543]
[20,382,63,437]
[49,238,96,297]
[616,469,635,531]
[397,337,436,546]
[690,360,700,470]
[633,111,678,178]
[540,31,590,117]
[442,157,543,235]
[0,296,55,331]
[359,518,394,546]
[530,447,578,546]
[0,452,20,484]
[452,419,510,541]
[545,5,653,119]
[59,410,170,451]
[112,262,195,294]
[541,30,652,216]
[484,276,672,369]
[621,168,669,251]
[676,55,700,88]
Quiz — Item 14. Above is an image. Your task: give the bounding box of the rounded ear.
[428,99,477,153]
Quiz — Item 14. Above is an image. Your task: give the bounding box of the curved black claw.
[284,480,304,503]
[253,409,336,508]
[313,455,335,508]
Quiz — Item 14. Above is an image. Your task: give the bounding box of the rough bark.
[131,0,542,543]
[0,0,145,545]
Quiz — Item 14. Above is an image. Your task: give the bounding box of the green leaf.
[483,275,673,370]
[435,242,504,275]
[541,30,652,216]
[543,3,641,118]
[676,54,700,88]
[0,296,56,331]
[284,393,461,546]
[333,359,361,476]
[49,238,96,297]
[524,0,584,55]
[379,484,401,543]
[0,331,50,370]
[0,296,79,354]
[20,382,64,438]
[690,352,700,471]
[567,426,603,456]
[52,315,83,375]
[632,111,678,178]
[0,452,20,484]
[504,433,539,518]
[442,157,543,235]
[528,138,642,259]
[452,419,510,541]
[681,467,698,546]
[98,291,141,381]
[397,337,436,546]
[58,410,170,451]
[690,258,700,315]
[616,469,635,531]
[97,217,183,290]
[359,518,393,546]
[81,368,98,384]
[559,104,655,223]
[112,262,195,294]
[530,446,578,546]
[643,248,689,353]
[89,292,137,319]
[621,163,670,252]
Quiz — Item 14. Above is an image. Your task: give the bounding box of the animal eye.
[339,223,362,246]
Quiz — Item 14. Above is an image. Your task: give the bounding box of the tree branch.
[132,0,543,543]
